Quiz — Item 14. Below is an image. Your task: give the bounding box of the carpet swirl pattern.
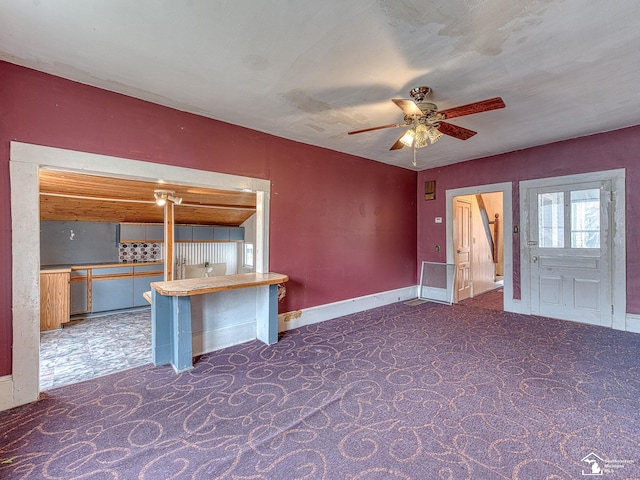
[1,301,639,479]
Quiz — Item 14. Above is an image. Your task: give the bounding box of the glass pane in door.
[538,192,564,248]
[570,189,600,248]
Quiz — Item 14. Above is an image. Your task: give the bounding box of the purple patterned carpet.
[459,288,504,311]
[1,301,639,479]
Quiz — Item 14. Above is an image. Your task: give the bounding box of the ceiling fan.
[348,86,505,165]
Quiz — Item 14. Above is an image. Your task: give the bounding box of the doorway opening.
[8,141,271,408]
[37,169,259,390]
[452,192,504,307]
[445,182,514,313]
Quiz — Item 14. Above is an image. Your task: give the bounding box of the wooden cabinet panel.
[40,271,70,331]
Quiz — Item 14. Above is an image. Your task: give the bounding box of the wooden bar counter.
[150,272,288,373]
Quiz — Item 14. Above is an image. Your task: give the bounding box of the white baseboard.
[278,286,418,332]
[0,375,14,412]
[625,313,640,334]
[504,297,523,314]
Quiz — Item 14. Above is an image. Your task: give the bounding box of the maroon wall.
[417,125,640,310]
[0,61,418,376]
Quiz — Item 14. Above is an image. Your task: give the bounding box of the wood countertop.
[151,272,288,297]
[40,268,72,274]
[71,262,163,270]
[41,261,162,271]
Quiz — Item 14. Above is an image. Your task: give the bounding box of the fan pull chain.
[413,145,417,167]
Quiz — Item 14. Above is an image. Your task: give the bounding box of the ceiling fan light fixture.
[399,129,416,148]
[428,126,443,144]
[414,124,429,148]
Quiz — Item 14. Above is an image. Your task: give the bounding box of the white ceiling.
[1,1,639,171]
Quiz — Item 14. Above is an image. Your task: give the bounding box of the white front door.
[527,180,612,326]
[454,198,472,302]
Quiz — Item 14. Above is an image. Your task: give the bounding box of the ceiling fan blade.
[389,132,406,150]
[439,97,505,119]
[437,121,477,140]
[347,123,406,135]
[392,99,422,116]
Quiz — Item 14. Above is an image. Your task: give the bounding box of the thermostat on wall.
[435,217,442,223]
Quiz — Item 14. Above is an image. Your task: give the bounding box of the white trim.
[0,376,14,411]
[519,169,626,330]
[445,182,515,313]
[625,313,640,334]
[5,141,271,411]
[278,286,417,332]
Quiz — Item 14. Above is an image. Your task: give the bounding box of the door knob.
[532,256,538,263]
[457,249,462,253]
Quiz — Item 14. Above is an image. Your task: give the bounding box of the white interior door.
[527,180,612,326]
[454,198,472,302]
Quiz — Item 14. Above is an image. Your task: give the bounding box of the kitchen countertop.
[41,261,163,272]
[151,272,288,297]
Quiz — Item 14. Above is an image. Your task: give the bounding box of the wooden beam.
[164,203,175,281]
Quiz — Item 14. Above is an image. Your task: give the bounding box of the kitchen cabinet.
[122,223,244,243]
[40,270,70,331]
[66,263,165,314]
[145,225,164,242]
[133,264,164,307]
[213,227,230,241]
[120,223,164,242]
[229,227,245,240]
[192,226,214,241]
[92,277,134,312]
[120,224,145,242]
[175,225,244,242]
[175,226,193,242]
[91,266,134,313]
[70,269,89,315]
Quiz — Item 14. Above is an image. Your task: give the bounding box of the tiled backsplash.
[119,243,163,263]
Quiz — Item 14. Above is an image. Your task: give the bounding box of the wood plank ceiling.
[39,170,256,226]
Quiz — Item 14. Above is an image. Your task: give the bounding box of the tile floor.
[40,308,152,391]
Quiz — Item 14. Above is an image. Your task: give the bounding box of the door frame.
[446,182,514,312]
[5,141,271,410]
[519,169,626,330]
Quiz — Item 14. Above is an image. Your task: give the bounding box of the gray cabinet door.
[70,280,88,314]
[145,225,164,242]
[175,226,193,242]
[91,277,134,312]
[192,226,214,241]
[120,224,146,242]
[213,227,230,241]
[133,264,163,274]
[229,227,245,241]
[133,274,164,307]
